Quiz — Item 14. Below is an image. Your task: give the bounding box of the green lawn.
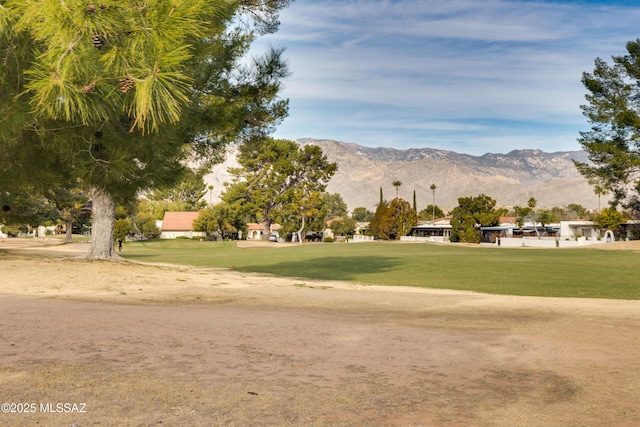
[121,239,640,299]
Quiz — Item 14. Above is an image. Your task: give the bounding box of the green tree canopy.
[450,194,507,243]
[513,205,532,228]
[575,39,640,216]
[321,193,349,220]
[389,198,417,239]
[369,201,393,240]
[330,217,357,237]
[193,204,239,240]
[567,203,592,220]
[223,138,337,239]
[148,169,208,212]
[418,204,445,221]
[0,0,291,258]
[352,207,375,222]
[368,198,417,240]
[0,188,58,229]
[595,207,625,232]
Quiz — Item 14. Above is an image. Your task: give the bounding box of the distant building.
[159,212,205,239]
[410,216,453,242]
[246,223,281,240]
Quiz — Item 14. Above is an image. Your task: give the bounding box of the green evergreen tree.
[389,198,417,239]
[575,38,640,216]
[148,169,208,212]
[0,1,291,258]
[223,138,337,240]
[450,194,507,243]
[413,190,417,213]
[369,198,417,240]
[419,205,445,221]
[369,201,392,240]
[193,204,239,240]
[352,207,375,222]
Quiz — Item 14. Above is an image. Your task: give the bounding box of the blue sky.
[250,0,640,155]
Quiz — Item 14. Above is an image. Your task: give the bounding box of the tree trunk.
[65,220,73,243]
[297,214,306,246]
[530,216,540,239]
[89,188,117,259]
[262,208,272,240]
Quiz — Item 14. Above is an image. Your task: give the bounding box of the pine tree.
[0,1,291,258]
[575,38,640,215]
[223,138,337,240]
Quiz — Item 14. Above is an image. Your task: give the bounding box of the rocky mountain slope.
[205,138,602,212]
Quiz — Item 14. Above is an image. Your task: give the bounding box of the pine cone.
[119,77,135,93]
[81,82,95,94]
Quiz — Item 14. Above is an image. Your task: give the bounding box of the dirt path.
[0,243,639,426]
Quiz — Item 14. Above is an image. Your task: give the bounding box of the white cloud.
[251,0,640,154]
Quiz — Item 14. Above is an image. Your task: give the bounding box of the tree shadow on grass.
[240,256,400,282]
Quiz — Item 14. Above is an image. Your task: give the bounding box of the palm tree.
[594,184,607,212]
[392,180,402,199]
[527,197,540,238]
[430,184,437,220]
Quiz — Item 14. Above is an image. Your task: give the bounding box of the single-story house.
[481,217,563,243]
[246,223,281,240]
[355,222,369,235]
[323,217,343,240]
[159,211,205,239]
[560,219,639,241]
[620,220,640,239]
[409,216,453,242]
[559,220,597,240]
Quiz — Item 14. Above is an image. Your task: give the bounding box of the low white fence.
[350,235,375,242]
[400,236,449,243]
[352,234,615,248]
[493,236,607,248]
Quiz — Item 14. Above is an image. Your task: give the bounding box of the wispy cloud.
[252,0,640,155]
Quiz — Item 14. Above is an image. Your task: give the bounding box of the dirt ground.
[0,239,639,426]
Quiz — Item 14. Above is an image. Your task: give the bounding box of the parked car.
[305,232,324,242]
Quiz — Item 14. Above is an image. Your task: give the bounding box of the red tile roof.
[161,212,200,231]
[499,216,518,225]
[247,223,282,231]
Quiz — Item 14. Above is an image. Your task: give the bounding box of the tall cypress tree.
[413,190,417,213]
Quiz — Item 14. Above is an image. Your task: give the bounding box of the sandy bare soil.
[0,240,639,426]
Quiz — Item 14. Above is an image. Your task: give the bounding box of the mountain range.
[205,138,602,212]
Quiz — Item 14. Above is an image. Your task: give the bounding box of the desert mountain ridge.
[205,138,603,212]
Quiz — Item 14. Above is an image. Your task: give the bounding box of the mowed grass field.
[122,239,639,299]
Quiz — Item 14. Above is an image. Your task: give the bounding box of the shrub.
[323,236,334,243]
[141,221,161,238]
[114,219,130,241]
[1,225,21,237]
